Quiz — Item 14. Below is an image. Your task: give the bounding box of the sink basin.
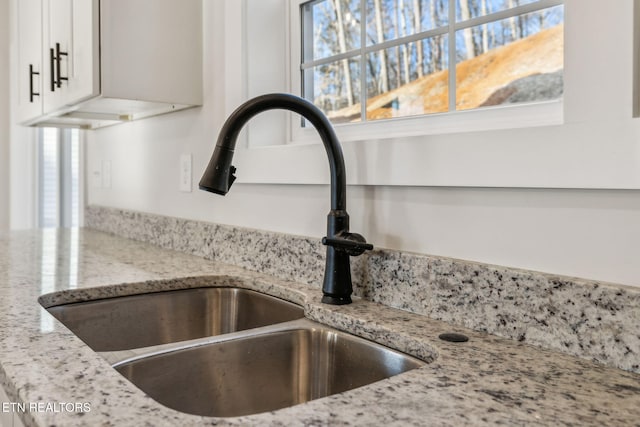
[114,320,425,417]
[46,287,304,351]
[46,286,424,417]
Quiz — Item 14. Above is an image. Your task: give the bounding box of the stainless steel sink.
[45,286,425,417]
[46,287,304,351]
[114,319,425,417]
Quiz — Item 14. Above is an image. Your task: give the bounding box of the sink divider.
[104,318,318,367]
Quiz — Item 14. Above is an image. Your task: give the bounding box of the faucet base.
[321,295,352,305]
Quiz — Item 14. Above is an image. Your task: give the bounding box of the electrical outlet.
[180,154,192,192]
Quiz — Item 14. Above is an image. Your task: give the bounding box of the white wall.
[0,0,10,231]
[87,1,640,288]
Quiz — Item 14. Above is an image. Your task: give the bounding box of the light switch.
[180,154,192,192]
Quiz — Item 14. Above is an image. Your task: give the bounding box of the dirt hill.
[329,24,563,122]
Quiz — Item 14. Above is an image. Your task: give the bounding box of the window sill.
[290,99,563,145]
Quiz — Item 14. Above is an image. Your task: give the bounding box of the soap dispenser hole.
[438,333,469,343]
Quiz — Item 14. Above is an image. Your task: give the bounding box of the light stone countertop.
[0,228,639,427]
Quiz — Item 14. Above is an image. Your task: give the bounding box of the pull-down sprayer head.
[199,146,236,195]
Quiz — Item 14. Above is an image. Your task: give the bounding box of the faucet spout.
[199,93,372,305]
[200,93,346,210]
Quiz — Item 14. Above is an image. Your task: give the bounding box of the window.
[38,128,81,228]
[299,0,564,124]
[238,1,637,189]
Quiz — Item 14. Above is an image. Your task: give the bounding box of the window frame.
[231,0,640,190]
[289,0,564,145]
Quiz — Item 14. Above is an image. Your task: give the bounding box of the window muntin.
[300,0,564,124]
[366,0,449,45]
[459,0,537,20]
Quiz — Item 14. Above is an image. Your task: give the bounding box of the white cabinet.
[16,0,99,124]
[15,0,202,129]
[15,0,44,122]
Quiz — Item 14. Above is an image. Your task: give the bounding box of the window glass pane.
[455,5,563,110]
[70,130,80,227]
[305,58,362,123]
[366,0,449,47]
[456,0,538,22]
[366,35,449,119]
[40,129,59,228]
[302,0,361,62]
[38,128,81,228]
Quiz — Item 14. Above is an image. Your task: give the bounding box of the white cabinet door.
[15,0,43,123]
[42,0,99,114]
[67,0,100,105]
[42,0,71,113]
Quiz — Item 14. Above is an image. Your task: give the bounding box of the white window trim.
[229,0,640,190]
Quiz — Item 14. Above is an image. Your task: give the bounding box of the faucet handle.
[322,233,373,257]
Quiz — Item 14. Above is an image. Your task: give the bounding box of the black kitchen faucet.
[199,93,372,304]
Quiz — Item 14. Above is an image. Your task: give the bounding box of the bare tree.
[480,0,489,54]
[333,0,354,105]
[538,8,546,29]
[428,0,443,72]
[399,0,410,85]
[458,0,475,59]
[507,0,520,41]
[373,0,390,93]
[413,0,423,77]
[393,2,401,88]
